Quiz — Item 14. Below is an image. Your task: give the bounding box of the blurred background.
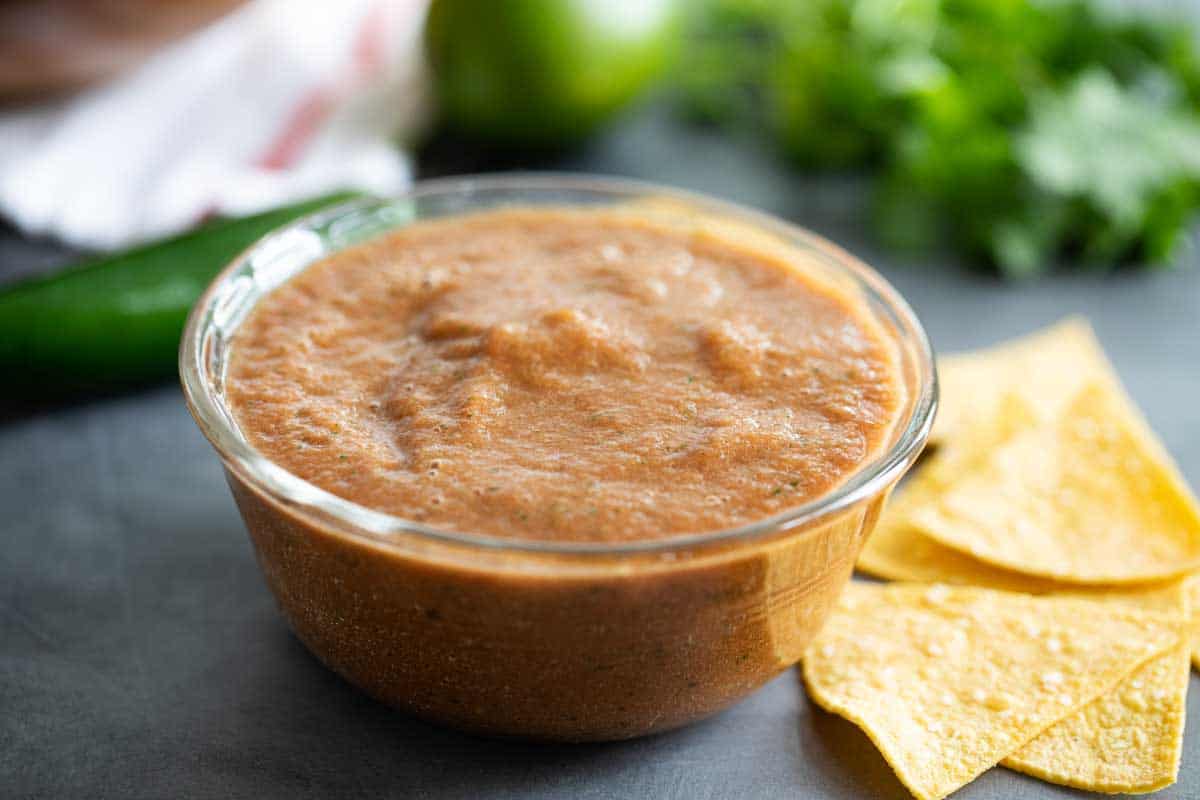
[4,3,1200,798]
[4,0,1200,403]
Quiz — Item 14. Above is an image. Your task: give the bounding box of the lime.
[425,0,681,145]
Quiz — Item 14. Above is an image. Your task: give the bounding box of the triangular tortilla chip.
[1002,580,1189,793]
[802,582,1180,800]
[858,393,1047,590]
[858,518,1064,591]
[1190,576,1200,671]
[932,317,1119,446]
[860,506,1190,606]
[857,526,1188,790]
[1003,644,1190,793]
[912,384,1200,584]
[860,518,1190,791]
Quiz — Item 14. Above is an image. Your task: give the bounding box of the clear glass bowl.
[180,173,936,741]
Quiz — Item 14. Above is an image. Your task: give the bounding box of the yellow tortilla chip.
[858,519,1065,591]
[1003,642,1190,796]
[855,525,1186,790]
[1004,644,1190,793]
[932,317,1119,446]
[858,520,1194,605]
[859,522,1189,791]
[802,582,1180,800]
[1055,581,1187,614]
[1002,580,1189,793]
[859,393,1046,587]
[860,506,1189,604]
[912,384,1200,584]
[858,393,1045,589]
[1190,576,1200,671]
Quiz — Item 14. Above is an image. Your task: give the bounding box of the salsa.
[227,206,903,542]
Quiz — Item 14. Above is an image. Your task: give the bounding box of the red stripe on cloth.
[256,89,337,171]
[353,3,389,74]
[255,2,392,172]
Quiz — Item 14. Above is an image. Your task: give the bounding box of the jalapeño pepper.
[0,193,358,396]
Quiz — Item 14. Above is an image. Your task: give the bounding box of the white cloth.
[0,0,429,250]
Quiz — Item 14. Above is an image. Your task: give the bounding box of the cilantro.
[1018,70,1200,261]
[678,0,1200,275]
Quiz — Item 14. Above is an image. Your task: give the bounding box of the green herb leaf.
[678,0,1200,274]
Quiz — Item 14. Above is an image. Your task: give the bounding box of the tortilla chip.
[912,384,1200,584]
[1190,576,1200,671]
[1003,644,1190,793]
[931,317,1119,446]
[857,393,1047,589]
[1055,581,1188,615]
[1002,580,1189,793]
[859,524,1190,791]
[860,507,1191,603]
[858,519,1063,591]
[802,582,1180,800]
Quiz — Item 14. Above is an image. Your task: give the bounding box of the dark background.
[3,103,1199,799]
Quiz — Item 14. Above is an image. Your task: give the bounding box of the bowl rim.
[180,172,938,557]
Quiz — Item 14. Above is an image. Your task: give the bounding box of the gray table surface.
[3,104,1200,799]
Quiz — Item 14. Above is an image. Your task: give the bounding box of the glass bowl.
[180,173,936,741]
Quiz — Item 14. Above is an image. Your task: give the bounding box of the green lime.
[425,0,681,146]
